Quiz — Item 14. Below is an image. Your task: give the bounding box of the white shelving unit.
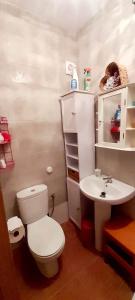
[60,90,95,228]
[96,83,135,150]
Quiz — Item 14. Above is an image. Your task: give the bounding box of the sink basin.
[80,175,135,205]
[80,175,135,251]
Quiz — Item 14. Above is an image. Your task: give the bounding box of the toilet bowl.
[16,184,65,278]
[27,215,65,278]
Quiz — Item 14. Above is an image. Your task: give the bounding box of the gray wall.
[0,2,77,218]
[1,0,135,219]
[77,0,135,218]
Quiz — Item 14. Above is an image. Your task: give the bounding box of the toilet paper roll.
[7,216,25,244]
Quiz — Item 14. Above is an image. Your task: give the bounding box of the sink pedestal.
[95,202,111,251]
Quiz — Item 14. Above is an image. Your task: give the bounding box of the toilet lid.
[27,216,65,257]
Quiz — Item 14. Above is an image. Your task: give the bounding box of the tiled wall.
[1,0,135,220]
[0,2,77,218]
[77,0,135,218]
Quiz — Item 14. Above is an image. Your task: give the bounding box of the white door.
[98,88,126,148]
[67,178,81,228]
[62,94,77,132]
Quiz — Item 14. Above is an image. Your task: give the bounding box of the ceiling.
[8,0,107,37]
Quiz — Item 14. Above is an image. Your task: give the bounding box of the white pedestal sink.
[80,175,135,251]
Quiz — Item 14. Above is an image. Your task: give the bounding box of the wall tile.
[0,3,77,218]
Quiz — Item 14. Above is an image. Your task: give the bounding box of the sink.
[80,175,135,251]
[80,175,135,205]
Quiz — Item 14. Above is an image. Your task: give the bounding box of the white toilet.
[16,184,65,278]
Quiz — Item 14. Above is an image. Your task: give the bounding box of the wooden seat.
[103,216,135,290]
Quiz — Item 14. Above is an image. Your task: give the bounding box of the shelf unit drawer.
[68,168,79,182]
[62,95,77,132]
[103,217,135,290]
[67,178,81,228]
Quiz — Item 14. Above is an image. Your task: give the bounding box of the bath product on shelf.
[71,66,79,90]
[94,168,101,177]
[114,104,121,121]
[84,67,91,91]
[2,131,11,142]
[0,132,4,143]
[71,78,77,90]
[0,158,6,168]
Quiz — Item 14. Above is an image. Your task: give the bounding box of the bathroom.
[0,0,135,299]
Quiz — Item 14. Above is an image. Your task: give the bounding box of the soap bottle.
[84,67,91,91]
[71,66,79,90]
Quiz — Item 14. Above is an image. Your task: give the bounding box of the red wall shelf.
[0,116,14,170]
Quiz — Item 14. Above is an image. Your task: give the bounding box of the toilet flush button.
[46,166,53,174]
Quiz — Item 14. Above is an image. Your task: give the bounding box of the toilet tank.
[16,184,48,224]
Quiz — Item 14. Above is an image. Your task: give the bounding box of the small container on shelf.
[0,158,6,168]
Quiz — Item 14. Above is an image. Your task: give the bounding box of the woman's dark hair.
[106,62,121,85]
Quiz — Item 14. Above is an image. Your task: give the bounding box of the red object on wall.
[1,132,11,142]
[81,219,94,248]
[0,116,14,169]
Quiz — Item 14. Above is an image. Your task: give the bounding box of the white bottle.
[71,66,79,90]
[0,132,4,143]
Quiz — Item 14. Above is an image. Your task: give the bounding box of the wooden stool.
[103,216,135,290]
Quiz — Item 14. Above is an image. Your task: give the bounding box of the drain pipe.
[49,193,55,217]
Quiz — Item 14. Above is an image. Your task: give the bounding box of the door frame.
[0,188,21,300]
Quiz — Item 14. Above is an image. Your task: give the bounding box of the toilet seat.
[27,216,65,258]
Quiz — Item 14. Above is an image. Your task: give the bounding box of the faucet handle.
[103,176,112,183]
[103,175,112,180]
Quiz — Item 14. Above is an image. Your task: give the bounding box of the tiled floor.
[13,221,133,300]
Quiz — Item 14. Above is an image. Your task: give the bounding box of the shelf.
[95,143,135,151]
[67,164,79,172]
[126,106,135,109]
[64,132,78,145]
[64,130,77,133]
[66,154,78,160]
[0,141,10,145]
[126,128,135,131]
[0,161,14,170]
[65,142,78,147]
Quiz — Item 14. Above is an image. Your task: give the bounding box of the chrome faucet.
[103,176,112,183]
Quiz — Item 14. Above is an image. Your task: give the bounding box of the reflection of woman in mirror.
[100,62,121,91]
[99,61,128,92]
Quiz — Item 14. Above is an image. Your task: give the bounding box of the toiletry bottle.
[114,104,121,121]
[71,66,79,90]
[84,67,91,91]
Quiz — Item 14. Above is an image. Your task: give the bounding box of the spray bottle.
[71,66,79,90]
[84,67,91,91]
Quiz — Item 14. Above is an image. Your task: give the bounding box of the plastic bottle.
[114,104,121,121]
[71,66,79,90]
[84,67,91,91]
